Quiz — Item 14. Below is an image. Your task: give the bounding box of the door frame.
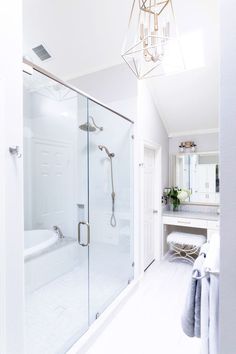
[140,140,162,273]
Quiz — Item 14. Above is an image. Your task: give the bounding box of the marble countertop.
[162,210,219,221]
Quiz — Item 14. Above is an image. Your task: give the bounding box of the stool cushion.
[167,231,206,247]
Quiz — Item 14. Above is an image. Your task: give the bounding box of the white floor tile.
[85,260,201,354]
[25,243,132,354]
[25,254,200,354]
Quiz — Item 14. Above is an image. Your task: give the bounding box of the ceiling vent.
[32,44,51,61]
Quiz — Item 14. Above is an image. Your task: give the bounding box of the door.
[88,100,134,322]
[23,64,134,352]
[31,139,73,234]
[143,147,156,270]
[23,69,90,354]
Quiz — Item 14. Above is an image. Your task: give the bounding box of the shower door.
[23,69,90,354]
[88,100,134,322]
[23,61,134,353]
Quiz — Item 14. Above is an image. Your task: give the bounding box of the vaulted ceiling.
[23,0,219,135]
[23,0,133,79]
[147,0,219,136]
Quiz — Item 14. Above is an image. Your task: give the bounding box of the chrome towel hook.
[9,146,22,158]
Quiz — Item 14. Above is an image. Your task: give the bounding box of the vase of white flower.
[167,187,191,211]
[170,203,180,212]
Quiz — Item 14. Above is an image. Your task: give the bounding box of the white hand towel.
[209,273,219,354]
[204,233,220,273]
[201,273,210,354]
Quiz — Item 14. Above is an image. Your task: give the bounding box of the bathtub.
[24,229,81,293]
[24,229,58,258]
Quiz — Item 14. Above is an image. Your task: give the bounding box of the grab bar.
[78,221,90,247]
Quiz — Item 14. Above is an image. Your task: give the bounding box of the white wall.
[70,63,138,122]
[23,89,78,238]
[71,65,169,278]
[169,132,219,155]
[138,82,169,190]
[0,1,24,353]
[220,1,236,352]
[71,63,138,256]
[136,81,169,273]
[105,97,137,123]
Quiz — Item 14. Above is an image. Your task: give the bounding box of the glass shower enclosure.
[23,61,134,354]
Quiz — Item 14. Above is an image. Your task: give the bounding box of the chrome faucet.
[53,225,64,239]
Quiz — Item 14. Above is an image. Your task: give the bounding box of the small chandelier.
[179,141,197,153]
[122,0,184,79]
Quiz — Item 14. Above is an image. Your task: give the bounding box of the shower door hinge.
[131,134,135,140]
[128,279,132,285]
[132,262,135,267]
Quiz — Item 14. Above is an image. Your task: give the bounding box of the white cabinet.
[193,164,219,203]
[207,220,220,241]
[207,220,220,230]
[163,216,208,229]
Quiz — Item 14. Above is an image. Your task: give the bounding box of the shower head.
[79,116,103,132]
[98,145,115,158]
[79,122,96,132]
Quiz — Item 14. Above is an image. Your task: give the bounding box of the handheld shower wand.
[98,145,116,227]
[98,145,115,158]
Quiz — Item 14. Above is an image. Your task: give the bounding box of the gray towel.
[181,254,205,338]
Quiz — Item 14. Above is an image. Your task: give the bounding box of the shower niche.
[23,63,134,354]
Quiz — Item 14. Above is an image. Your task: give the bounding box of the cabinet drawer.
[163,216,207,229]
[207,220,219,230]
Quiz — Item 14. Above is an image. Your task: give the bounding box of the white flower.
[177,189,191,202]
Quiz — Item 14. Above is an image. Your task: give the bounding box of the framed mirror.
[172,151,220,205]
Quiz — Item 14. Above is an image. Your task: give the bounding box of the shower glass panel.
[23,61,134,353]
[88,100,134,322]
[23,70,89,354]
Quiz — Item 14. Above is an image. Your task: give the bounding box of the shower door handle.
[78,221,90,247]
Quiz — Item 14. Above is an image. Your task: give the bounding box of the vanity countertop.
[162,210,219,222]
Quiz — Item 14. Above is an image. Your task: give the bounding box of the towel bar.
[192,268,219,280]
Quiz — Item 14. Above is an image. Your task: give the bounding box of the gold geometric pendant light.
[139,0,170,16]
[122,0,184,79]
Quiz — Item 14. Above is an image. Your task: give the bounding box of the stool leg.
[168,242,200,264]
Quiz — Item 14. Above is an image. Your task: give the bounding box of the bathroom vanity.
[162,149,220,257]
[162,211,219,256]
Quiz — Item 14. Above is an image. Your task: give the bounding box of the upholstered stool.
[167,231,206,264]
